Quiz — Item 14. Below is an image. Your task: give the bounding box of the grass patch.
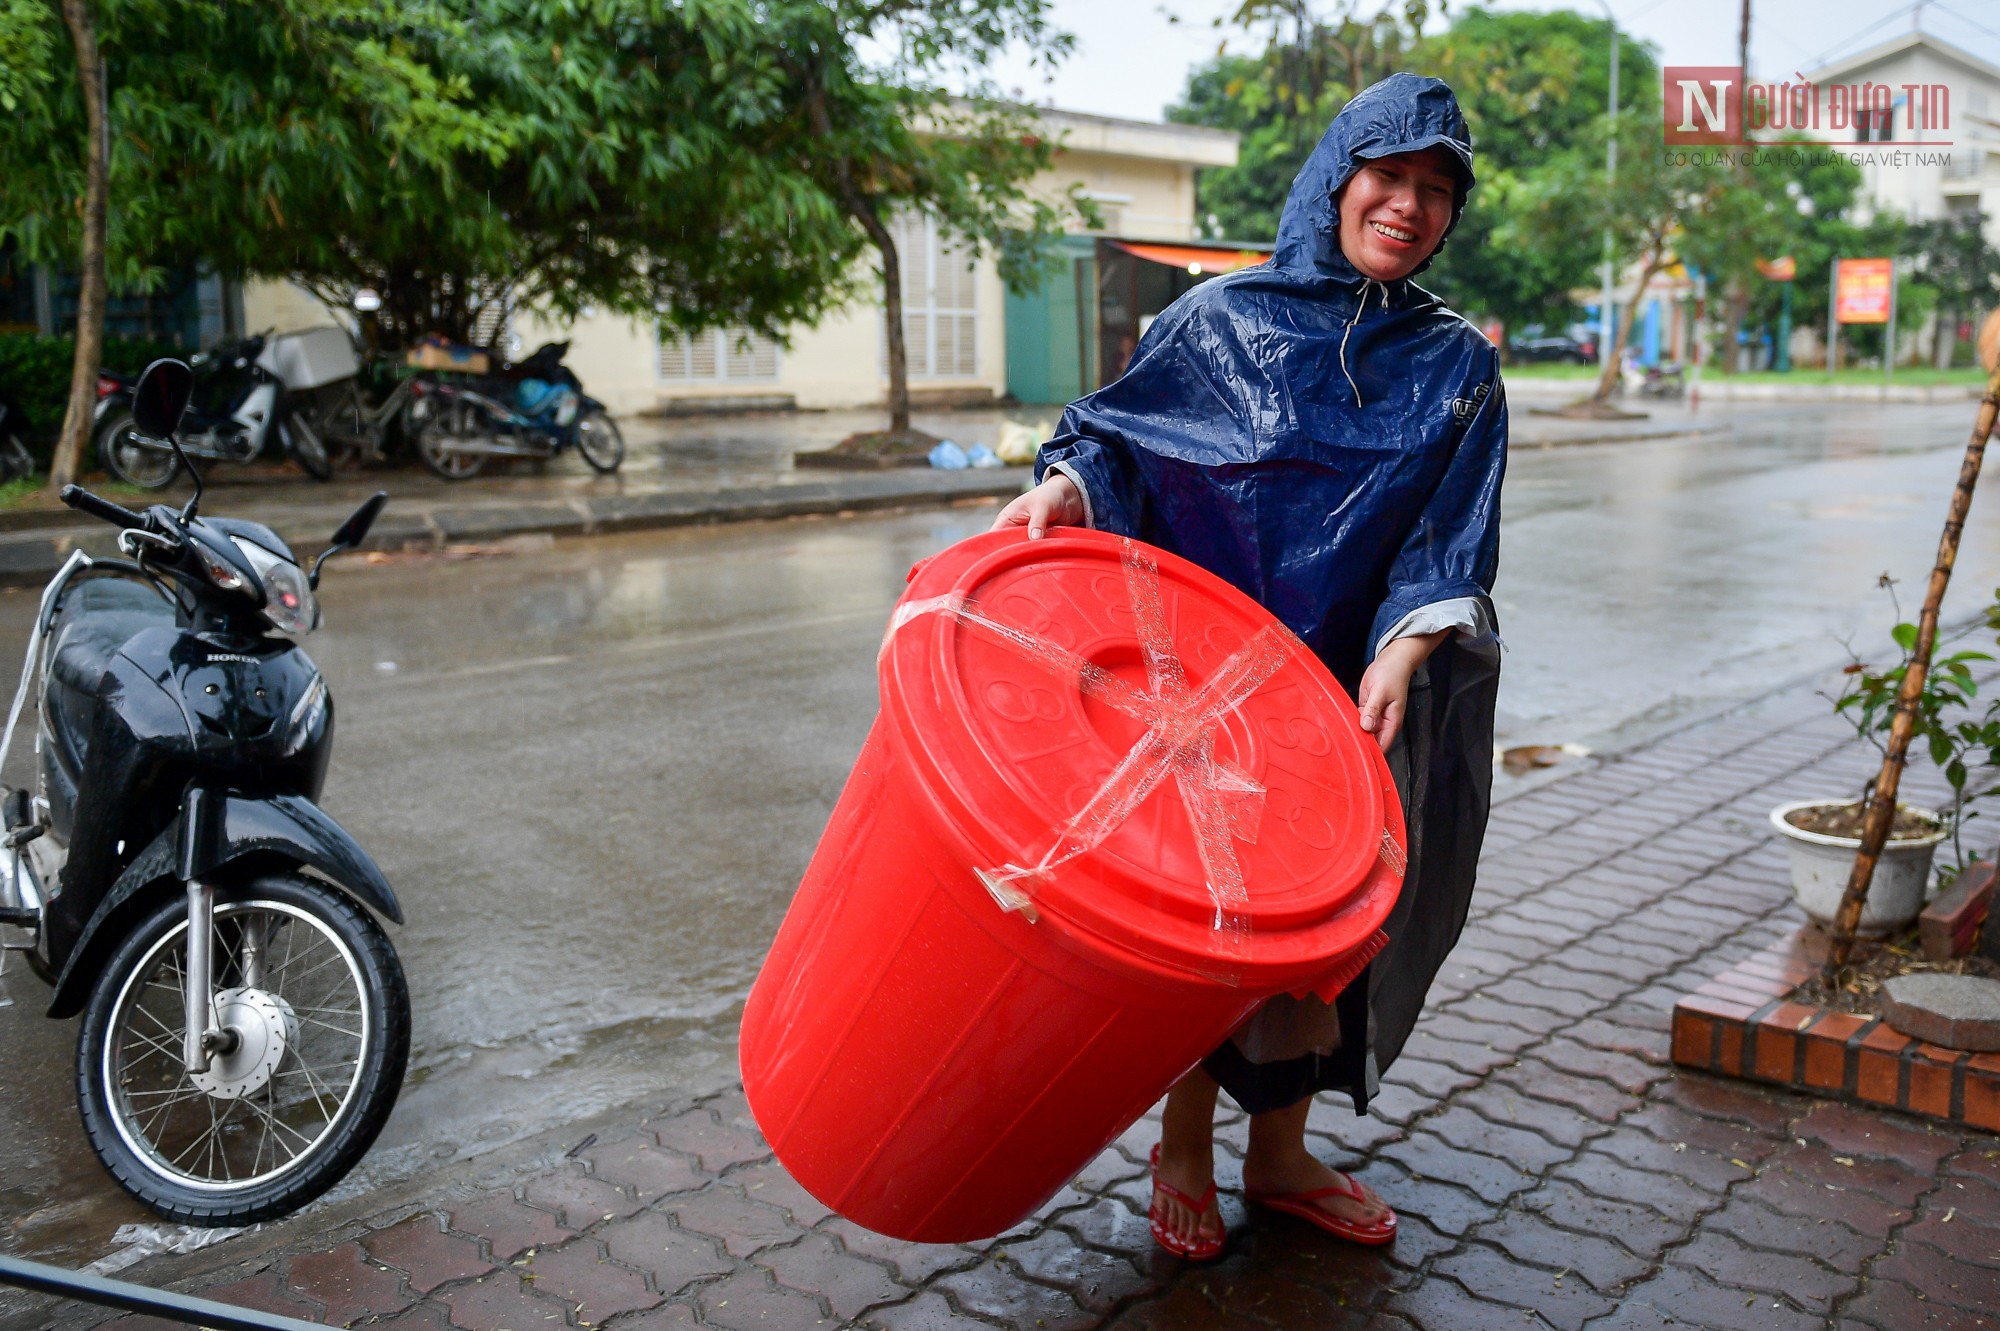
[1711,367,1989,387]
[1503,362,1989,387]
[0,475,154,511]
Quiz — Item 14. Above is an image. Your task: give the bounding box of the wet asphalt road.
[4,397,2000,1266]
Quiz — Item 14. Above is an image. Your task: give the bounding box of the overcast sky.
[980,0,2000,123]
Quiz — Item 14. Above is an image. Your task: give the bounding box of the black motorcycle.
[0,360,408,1224]
[96,334,333,489]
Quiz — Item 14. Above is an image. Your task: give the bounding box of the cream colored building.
[1804,31,2000,244]
[242,108,1238,416]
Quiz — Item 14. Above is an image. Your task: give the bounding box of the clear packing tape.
[886,537,1402,980]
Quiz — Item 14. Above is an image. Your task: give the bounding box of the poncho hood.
[1272,72,1475,282]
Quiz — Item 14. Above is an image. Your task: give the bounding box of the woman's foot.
[1148,1143,1225,1259]
[1241,1149,1396,1243]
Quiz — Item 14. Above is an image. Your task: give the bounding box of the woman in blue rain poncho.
[993,73,1505,1260]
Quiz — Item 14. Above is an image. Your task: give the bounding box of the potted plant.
[1773,587,2000,935]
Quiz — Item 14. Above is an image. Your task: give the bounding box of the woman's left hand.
[1356,630,1450,751]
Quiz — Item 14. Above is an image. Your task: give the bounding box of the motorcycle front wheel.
[76,873,410,1225]
[281,411,334,481]
[574,408,625,474]
[97,413,181,490]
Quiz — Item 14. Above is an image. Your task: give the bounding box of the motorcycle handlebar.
[59,485,147,531]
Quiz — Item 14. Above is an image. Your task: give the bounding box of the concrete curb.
[0,470,1032,587]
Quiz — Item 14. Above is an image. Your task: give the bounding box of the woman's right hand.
[991,473,1085,540]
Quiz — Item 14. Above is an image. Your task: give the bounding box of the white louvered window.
[658,326,780,383]
[882,213,978,379]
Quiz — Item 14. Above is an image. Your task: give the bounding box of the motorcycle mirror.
[131,359,192,439]
[132,359,206,520]
[310,491,387,588]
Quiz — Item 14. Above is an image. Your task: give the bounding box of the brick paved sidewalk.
[21,679,2000,1331]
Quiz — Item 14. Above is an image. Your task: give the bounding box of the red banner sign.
[1835,258,1893,325]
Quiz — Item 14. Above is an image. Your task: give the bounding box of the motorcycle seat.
[49,578,175,696]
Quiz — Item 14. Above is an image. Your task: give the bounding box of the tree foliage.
[1168,1,1890,366]
[0,0,1078,361]
[1906,211,2000,365]
[1417,8,1653,332]
[1167,0,1435,242]
[752,0,1086,433]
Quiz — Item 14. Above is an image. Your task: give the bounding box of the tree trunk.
[1825,363,2000,975]
[50,0,109,494]
[801,86,909,434]
[851,205,910,434]
[1591,251,1665,403]
[1717,281,1751,375]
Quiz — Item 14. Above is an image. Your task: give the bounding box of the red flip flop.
[1245,1172,1397,1245]
[1148,1144,1226,1261]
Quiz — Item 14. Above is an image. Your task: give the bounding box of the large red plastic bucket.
[740,528,1404,1242]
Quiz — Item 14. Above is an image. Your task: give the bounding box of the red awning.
[1110,242,1269,275]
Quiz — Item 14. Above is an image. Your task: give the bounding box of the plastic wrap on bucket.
[740,527,1405,1242]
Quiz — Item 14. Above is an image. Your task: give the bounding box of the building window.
[1079,192,1131,236]
[1855,95,1901,144]
[884,212,978,379]
[658,326,781,384]
[1943,149,1983,181]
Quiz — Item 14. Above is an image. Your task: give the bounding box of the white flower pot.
[1769,800,1946,937]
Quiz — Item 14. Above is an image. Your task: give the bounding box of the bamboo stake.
[1825,363,2000,976]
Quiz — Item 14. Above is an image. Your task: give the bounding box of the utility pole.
[1739,0,1751,82]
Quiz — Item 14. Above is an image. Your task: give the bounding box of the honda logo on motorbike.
[1665,66,1743,145]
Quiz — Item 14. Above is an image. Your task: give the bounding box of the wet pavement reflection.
[3,397,1998,1266]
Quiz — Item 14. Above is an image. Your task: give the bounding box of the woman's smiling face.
[1334,146,1460,282]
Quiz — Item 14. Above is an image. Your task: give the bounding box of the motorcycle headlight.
[230,536,320,633]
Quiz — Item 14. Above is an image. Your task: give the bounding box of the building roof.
[1806,30,2000,88]
[1030,107,1240,169]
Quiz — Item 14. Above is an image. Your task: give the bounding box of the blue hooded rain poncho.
[1034,73,1505,1117]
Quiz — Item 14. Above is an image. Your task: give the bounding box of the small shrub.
[1832,577,2000,882]
[0,333,189,467]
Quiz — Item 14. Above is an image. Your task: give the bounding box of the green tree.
[764,0,1088,439]
[1167,0,1433,243]
[0,0,516,487]
[0,0,1087,458]
[1906,212,2000,367]
[1502,106,1687,402]
[1418,8,1655,334]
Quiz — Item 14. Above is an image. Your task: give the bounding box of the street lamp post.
[1596,2,1620,377]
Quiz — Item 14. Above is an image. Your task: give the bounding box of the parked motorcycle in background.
[1614,349,1688,400]
[96,331,341,489]
[411,340,624,480]
[0,385,39,483]
[0,360,409,1223]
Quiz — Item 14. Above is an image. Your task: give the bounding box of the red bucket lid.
[881,528,1403,988]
